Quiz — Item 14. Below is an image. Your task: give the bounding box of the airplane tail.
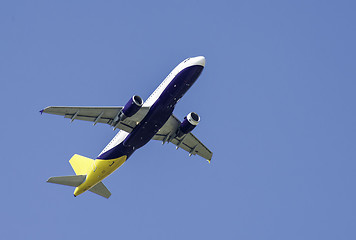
[46,154,111,199]
[69,154,94,175]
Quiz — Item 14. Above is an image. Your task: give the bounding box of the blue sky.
[1,1,355,239]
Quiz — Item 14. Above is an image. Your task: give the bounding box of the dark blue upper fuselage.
[97,65,204,160]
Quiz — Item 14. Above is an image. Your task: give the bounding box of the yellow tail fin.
[69,154,94,175]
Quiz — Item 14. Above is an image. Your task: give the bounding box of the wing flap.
[171,133,213,161]
[42,106,121,120]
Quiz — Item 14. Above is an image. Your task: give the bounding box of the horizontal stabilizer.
[47,175,86,187]
[89,182,111,199]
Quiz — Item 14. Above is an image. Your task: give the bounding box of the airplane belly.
[123,105,173,149]
[97,65,204,160]
[122,65,204,150]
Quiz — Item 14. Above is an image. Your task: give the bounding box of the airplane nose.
[194,56,206,67]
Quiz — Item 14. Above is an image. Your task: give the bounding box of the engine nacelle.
[176,112,200,137]
[118,95,143,122]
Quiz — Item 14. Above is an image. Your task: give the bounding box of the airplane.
[41,56,213,198]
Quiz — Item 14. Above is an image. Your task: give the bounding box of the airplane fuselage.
[74,57,206,196]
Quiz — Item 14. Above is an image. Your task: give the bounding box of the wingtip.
[39,109,44,115]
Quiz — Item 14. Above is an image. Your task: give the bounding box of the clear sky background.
[1,1,355,239]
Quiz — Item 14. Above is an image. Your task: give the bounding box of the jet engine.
[117,95,143,122]
[176,112,200,137]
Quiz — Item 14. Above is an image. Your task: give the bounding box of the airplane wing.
[40,106,150,133]
[41,107,213,161]
[153,115,213,162]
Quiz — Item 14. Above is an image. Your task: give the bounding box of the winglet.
[39,109,44,115]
